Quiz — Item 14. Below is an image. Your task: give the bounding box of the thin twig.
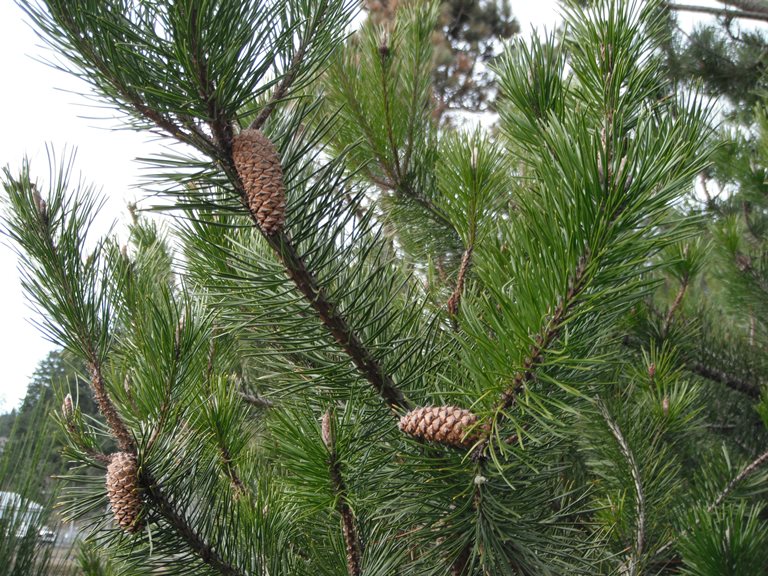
[661,274,689,338]
[239,391,274,409]
[267,230,410,411]
[666,2,768,22]
[447,245,473,318]
[144,479,246,576]
[709,447,768,510]
[248,1,332,132]
[655,446,768,560]
[688,361,762,399]
[598,399,645,576]
[322,411,363,576]
[472,254,590,460]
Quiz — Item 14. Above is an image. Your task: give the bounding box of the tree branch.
[688,361,762,399]
[447,245,473,318]
[248,1,333,132]
[472,254,590,460]
[661,274,689,338]
[322,411,362,576]
[709,446,768,510]
[143,478,246,576]
[598,400,645,576]
[667,2,768,23]
[266,230,410,411]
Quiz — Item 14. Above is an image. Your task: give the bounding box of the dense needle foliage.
[1,1,768,575]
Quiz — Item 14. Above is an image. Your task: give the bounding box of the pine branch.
[667,2,768,22]
[447,245,473,317]
[721,0,768,14]
[143,478,246,576]
[250,45,308,132]
[264,230,410,411]
[322,411,362,576]
[187,4,232,159]
[239,391,274,409]
[661,274,689,339]
[88,362,134,452]
[598,400,646,576]
[473,254,590,460]
[29,188,134,452]
[709,446,768,510]
[249,2,333,132]
[688,361,762,398]
[655,446,768,560]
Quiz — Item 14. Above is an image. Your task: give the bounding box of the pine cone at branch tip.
[106,452,143,533]
[398,406,481,448]
[231,128,286,235]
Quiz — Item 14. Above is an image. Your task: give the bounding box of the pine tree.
[2,1,767,575]
[364,0,519,122]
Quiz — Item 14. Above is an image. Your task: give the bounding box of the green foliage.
[1,0,766,575]
[678,502,768,576]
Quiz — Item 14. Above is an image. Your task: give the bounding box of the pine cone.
[399,406,479,448]
[106,452,143,532]
[232,129,286,235]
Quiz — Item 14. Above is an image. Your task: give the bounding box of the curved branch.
[322,411,362,576]
[472,254,590,460]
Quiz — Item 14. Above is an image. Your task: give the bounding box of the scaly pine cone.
[399,406,479,448]
[232,129,286,235]
[106,452,143,533]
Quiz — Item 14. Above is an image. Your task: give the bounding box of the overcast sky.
[0,1,736,411]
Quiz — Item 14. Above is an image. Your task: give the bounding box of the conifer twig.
[28,192,135,453]
[447,246,473,317]
[88,362,135,452]
[666,2,768,22]
[143,479,246,576]
[709,446,768,510]
[688,361,762,399]
[239,391,274,409]
[265,230,411,411]
[655,446,768,560]
[248,2,333,132]
[472,254,590,460]
[661,274,689,338]
[598,400,645,576]
[322,411,363,576]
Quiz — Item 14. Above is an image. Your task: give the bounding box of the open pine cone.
[232,129,286,235]
[399,405,480,448]
[106,451,143,532]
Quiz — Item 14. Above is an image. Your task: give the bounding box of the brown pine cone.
[399,405,479,448]
[232,129,286,235]
[106,452,143,533]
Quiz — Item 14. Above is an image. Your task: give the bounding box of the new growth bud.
[62,394,74,422]
[321,409,335,451]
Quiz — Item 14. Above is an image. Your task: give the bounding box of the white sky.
[0,0,746,411]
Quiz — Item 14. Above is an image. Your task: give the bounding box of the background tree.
[1,1,767,576]
[364,0,518,122]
